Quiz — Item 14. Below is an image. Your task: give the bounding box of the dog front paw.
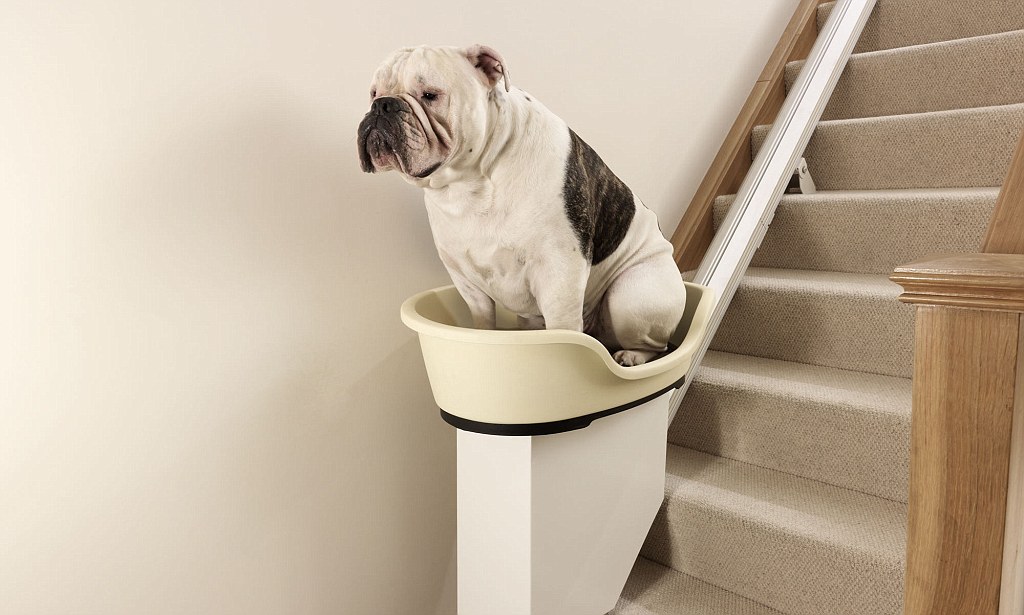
[614,349,657,367]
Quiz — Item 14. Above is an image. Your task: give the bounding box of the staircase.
[613,1,1024,613]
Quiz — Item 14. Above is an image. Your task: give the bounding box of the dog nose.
[372,96,402,115]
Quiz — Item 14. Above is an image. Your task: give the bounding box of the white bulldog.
[358,44,686,366]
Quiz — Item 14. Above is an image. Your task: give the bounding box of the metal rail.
[668,0,876,425]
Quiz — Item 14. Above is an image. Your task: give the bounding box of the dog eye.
[370,89,377,99]
[421,92,438,102]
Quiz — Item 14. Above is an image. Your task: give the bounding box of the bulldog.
[358,45,687,366]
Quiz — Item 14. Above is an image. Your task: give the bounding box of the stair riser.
[615,558,785,615]
[673,380,910,502]
[786,30,1024,120]
[641,499,904,615]
[710,278,914,378]
[751,104,1024,191]
[714,191,997,274]
[818,0,1024,53]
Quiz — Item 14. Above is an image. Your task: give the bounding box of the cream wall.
[1,1,798,613]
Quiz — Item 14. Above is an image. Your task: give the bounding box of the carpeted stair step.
[672,351,911,502]
[818,0,1024,53]
[786,29,1024,120]
[612,558,784,615]
[640,447,906,615]
[709,268,913,378]
[713,188,998,274]
[751,103,1024,190]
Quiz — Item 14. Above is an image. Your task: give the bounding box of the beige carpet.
[788,29,1024,120]
[818,0,1024,53]
[669,351,911,503]
[751,103,1024,190]
[641,448,907,615]
[614,4,1024,615]
[714,188,997,274]
[616,559,784,615]
[710,268,914,379]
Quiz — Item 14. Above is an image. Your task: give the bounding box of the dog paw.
[614,350,648,367]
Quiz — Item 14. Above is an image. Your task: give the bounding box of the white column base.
[456,393,669,615]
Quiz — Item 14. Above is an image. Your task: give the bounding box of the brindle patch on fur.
[561,129,635,264]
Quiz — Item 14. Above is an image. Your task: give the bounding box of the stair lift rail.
[667,0,877,426]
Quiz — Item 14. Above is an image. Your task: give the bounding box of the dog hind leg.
[601,259,686,367]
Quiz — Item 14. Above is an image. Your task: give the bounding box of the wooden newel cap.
[890,253,1024,311]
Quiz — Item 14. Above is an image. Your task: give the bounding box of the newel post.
[891,254,1024,615]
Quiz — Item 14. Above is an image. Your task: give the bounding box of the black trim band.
[439,375,686,436]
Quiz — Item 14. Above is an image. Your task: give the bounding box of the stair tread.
[818,0,1024,53]
[804,100,1024,124]
[786,29,1024,120]
[675,351,911,502]
[738,267,899,296]
[713,188,998,274]
[694,350,911,414]
[641,446,907,614]
[661,446,907,556]
[613,558,784,615]
[751,103,1024,190]
[754,101,1024,137]
[717,186,1001,202]
[710,268,914,378]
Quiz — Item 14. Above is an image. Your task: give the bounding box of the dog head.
[357,45,510,184]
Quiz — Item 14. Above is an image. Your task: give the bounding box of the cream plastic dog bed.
[401,281,714,435]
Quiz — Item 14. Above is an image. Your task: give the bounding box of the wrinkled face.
[357,45,508,182]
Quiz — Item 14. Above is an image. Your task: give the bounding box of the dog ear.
[464,44,510,92]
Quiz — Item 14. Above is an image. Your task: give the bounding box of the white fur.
[366,46,686,365]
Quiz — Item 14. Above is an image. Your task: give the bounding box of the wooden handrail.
[670,0,830,272]
[983,127,1024,255]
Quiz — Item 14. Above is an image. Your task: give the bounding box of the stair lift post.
[401,284,713,615]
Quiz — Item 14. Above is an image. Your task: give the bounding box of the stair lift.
[401,1,875,613]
